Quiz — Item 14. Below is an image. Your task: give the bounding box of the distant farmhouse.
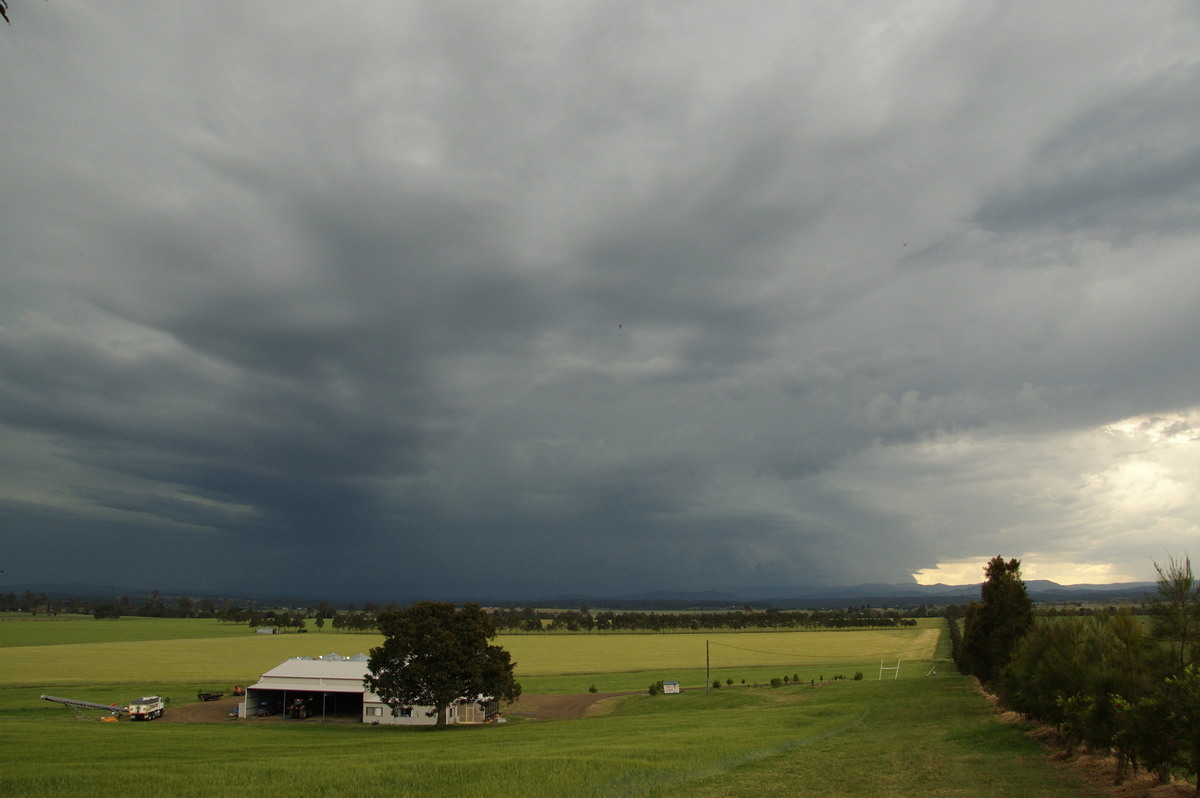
[239,654,493,725]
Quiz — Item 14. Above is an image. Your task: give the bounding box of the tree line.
[0,591,392,630]
[1,591,926,633]
[953,554,1200,788]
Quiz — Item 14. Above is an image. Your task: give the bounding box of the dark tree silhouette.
[961,556,1033,684]
[365,602,520,727]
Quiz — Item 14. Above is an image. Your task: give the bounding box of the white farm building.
[239,654,491,725]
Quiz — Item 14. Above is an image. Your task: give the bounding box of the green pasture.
[0,613,254,647]
[0,617,1107,796]
[1,681,1102,797]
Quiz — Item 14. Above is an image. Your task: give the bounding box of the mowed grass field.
[0,615,1103,797]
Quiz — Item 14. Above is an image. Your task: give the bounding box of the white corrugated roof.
[248,658,377,696]
[259,658,369,681]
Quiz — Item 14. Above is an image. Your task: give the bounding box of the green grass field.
[0,614,254,648]
[0,615,1104,796]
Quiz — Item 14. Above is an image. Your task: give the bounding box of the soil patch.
[504,691,639,720]
[161,695,241,723]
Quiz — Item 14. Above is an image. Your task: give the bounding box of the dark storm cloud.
[976,71,1200,237]
[2,2,1200,596]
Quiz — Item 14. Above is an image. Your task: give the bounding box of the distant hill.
[2,579,1159,611]
[534,581,1159,610]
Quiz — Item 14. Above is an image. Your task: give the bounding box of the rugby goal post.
[879,660,900,680]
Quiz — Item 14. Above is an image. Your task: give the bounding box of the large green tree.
[364,602,521,727]
[961,556,1034,684]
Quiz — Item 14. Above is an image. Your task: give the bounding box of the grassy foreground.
[0,678,1102,797]
[0,617,1103,796]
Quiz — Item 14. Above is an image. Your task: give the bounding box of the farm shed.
[662,681,681,694]
[239,654,490,725]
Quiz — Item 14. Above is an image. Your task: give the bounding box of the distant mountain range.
[533,580,1159,610]
[2,579,1158,610]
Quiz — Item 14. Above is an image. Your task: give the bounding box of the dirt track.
[504,691,638,721]
[160,692,634,723]
[160,695,241,722]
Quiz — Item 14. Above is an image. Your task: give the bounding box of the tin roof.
[248,657,374,695]
[260,658,369,680]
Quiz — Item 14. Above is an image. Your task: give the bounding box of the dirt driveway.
[503,691,638,721]
[161,695,241,723]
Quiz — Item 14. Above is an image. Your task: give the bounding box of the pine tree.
[961,556,1033,684]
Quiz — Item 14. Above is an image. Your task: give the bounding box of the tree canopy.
[364,601,520,727]
[961,556,1033,684]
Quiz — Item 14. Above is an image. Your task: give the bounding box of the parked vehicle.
[128,696,165,720]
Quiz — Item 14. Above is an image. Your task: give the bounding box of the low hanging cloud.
[1,2,1199,598]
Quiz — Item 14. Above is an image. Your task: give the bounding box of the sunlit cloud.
[913,558,1142,586]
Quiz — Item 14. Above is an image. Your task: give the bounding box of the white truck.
[127,695,165,720]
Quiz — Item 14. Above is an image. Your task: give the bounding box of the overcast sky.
[2,2,1198,600]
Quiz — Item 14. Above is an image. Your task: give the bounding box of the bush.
[588,684,597,694]
[853,671,864,681]
[769,677,782,688]
[712,680,721,690]
[648,681,663,696]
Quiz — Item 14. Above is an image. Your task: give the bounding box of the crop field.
[0,614,254,648]
[0,615,941,689]
[0,615,1103,796]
